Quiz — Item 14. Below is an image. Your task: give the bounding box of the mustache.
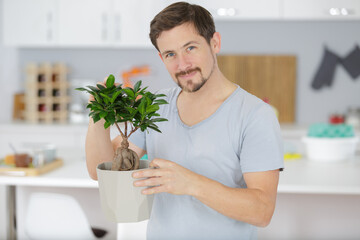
[175,67,201,78]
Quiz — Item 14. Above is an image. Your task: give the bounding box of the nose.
[176,53,191,72]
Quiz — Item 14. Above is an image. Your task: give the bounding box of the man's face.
[157,23,219,93]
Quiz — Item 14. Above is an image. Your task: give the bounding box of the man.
[86,2,283,239]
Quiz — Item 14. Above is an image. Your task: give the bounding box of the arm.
[85,119,146,180]
[191,169,279,227]
[133,159,279,227]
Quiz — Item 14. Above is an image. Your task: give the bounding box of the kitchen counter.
[1,156,360,194]
[279,156,360,195]
[1,122,360,239]
[0,160,97,188]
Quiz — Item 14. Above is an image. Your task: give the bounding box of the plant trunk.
[111,137,140,171]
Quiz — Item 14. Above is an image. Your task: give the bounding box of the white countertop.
[278,156,360,195]
[0,160,98,188]
[2,155,360,195]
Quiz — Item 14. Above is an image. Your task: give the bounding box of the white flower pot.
[96,160,154,223]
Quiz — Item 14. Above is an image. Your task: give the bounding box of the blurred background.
[0,0,360,239]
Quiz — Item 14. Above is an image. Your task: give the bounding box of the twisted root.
[111,138,139,171]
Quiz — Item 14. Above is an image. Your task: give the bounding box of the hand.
[132,158,199,196]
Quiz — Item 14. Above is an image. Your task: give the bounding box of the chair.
[25,192,107,240]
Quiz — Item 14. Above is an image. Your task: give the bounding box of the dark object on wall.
[340,45,360,79]
[311,47,340,90]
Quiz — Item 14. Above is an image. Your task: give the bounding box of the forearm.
[191,176,275,227]
[85,118,114,180]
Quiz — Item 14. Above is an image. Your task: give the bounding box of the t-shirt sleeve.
[239,104,284,173]
[128,128,146,151]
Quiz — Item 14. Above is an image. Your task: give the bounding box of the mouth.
[176,68,201,80]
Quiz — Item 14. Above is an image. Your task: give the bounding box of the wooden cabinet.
[283,0,360,20]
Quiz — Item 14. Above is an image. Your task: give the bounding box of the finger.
[88,95,95,102]
[142,185,165,195]
[132,168,162,178]
[133,176,161,187]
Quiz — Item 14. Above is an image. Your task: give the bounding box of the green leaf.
[147,125,162,133]
[104,121,111,129]
[99,111,108,118]
[94,95,103,104]
[97,84,106,90]
[122,88,135,98]
[106,74,115,88]
[76,73,168,134]
[138,98,146,115]
[145,96,152,105]
[133,80,142,92]
[151,118,168,122]
[154,99,168,105]
[146,105,159,113]
[87,86,99,92]
[100,93,111,101]
[99,95,109,105]
[154,93,166,98]
[140,86,148,92]
[106,112,116,125]
[92,114,100,123]
[75,87,87,91]
[110,90,122,103]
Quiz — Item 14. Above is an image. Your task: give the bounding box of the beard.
[175,56,216,93]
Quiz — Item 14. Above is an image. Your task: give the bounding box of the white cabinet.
[189,0,281,20]
[57,0,111,46]
[3,0,58,46]
[167,0,281,20]
[283,0,360,20]
[111,0,166,47]
[2,0,161,48]
[3,0,360,48]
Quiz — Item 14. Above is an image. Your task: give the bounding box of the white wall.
[0,0,19,123]
[217,21,360,124]
[0,0,18,237]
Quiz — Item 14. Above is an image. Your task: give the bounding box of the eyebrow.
[161,41,200,56]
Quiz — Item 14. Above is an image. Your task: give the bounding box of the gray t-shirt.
[129,86,284,240]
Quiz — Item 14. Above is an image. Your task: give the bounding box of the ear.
[158,52,164,62]
[211,32,221,54]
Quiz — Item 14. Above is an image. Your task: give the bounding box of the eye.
[187,46,195,51]
[165,52,175,58]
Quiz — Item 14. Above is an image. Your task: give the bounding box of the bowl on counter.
[302,136,359,162]
[21,143,57,167]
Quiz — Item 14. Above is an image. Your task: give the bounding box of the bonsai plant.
[76,74,168,171]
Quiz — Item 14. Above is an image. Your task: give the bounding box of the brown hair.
[149,2,216,51]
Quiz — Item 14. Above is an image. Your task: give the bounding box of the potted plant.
[76,74,168,222]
